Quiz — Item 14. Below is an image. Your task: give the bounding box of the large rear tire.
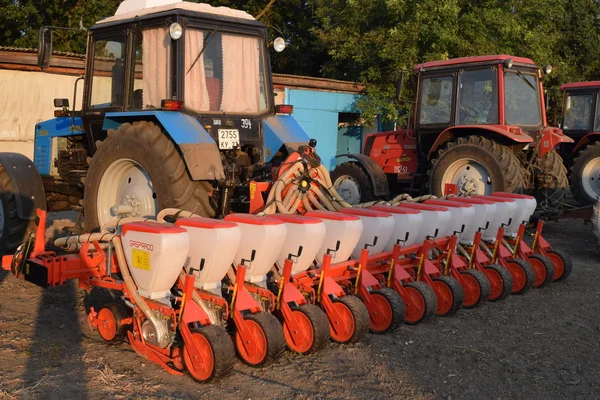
[429,135,527,197]
[535,149,569,218]
[0,155,45,255]
[569,142,600,205]
[83,121,215,231]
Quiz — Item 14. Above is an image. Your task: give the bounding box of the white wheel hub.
[442,158,493,195]
[581,156,600,200]
[333,175,362,205]
[96,158,158,227]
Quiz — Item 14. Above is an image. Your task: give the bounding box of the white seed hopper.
[224,214,287,286]
[305,210,363,265]
[370,205,423,250]
[395,203,452,242]
[174,217,241,293]
[339,208,395,258]
[451,197,498,242]
[476,195,518,241]
[269,214,327,276]
[121,221,190,300]
[492,192,537,237]
[424,199,475,245]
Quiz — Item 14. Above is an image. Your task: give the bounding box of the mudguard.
[262,115,309,161]
[104,111,225,180]
[570,132,600,155]
[0,153,47,220]
[34,117,85,176]
[539,127,573,157]
[335,153,390,197]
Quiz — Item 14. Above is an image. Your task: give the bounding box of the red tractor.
[559,81,600,205]
[331,55,572,217]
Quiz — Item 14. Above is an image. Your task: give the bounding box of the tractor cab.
[559,81,600,205]
[414,55,553,154]
[32,0,309,226]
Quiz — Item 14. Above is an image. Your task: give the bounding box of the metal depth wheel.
[546,249,573,282]
[430,275,464,317]
[96,158,158,228]
[459,269,491,309]
[328,295,370,344]
[283,304,330,355]
[96,304,129,342]
[505,258,535,295]
[367,288,405,334]
[484,264,513,301]
[235,312,285,367]
[402,281,437,325]
[528,254,555,288]
[183,325,235,383]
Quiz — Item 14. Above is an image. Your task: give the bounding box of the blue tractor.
[0,0,309,255]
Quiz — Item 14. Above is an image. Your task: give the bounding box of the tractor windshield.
[184,28,269,115]
[504,70,542,126]
[457,68,498,125]
[563,94,593,131]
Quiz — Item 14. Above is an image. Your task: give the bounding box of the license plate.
[218,129,240,150]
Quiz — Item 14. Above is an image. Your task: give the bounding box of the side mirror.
[54,98,69,108]
[395,72,405,102]
[38,27,53,69]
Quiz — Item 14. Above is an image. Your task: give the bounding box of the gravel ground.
[0,214,598,399]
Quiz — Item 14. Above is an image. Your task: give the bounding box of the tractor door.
[415,73,457,156]
[82,31,129,153]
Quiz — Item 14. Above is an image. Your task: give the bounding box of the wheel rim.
[329,301,355,343]
[442,158,493,195]
[235,319,267,365]
[369,293,393,333]
[403,286,426,324]
[0,199,4,242]
[484,268,503,300]
[96,158,158,227]
[283,310,315,354]
[333,175,362,205]
[183,332,215,382]
[97,308,117,341]
[528,257,547,287]
[506,261,526,293]
[547,252,564,281]
[459,273,481,308]
[581,157,600,200]
[430,280,453,316]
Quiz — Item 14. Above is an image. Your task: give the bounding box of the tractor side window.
[90,39,126,109]
[563,94,593,130]
[419,76,453,125]
[594,95,600,132]
[457,69,498,125]
[504,71,542,126]
[130,28,173,110]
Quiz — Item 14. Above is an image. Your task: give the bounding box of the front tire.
[83,121,215,231]
[429,135,527,196]
[330,162,376,205]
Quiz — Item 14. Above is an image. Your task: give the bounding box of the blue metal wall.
[286,88,361,170]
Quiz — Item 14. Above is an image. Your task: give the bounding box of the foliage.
[1,0,600,123]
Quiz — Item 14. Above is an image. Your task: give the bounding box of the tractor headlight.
[169,23,183,40]
[544,65,553,74]
[274,37,286,53]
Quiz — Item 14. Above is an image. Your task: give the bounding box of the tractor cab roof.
[560,81,600,91]
[415,54,537,72]
[94,0,258,29]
